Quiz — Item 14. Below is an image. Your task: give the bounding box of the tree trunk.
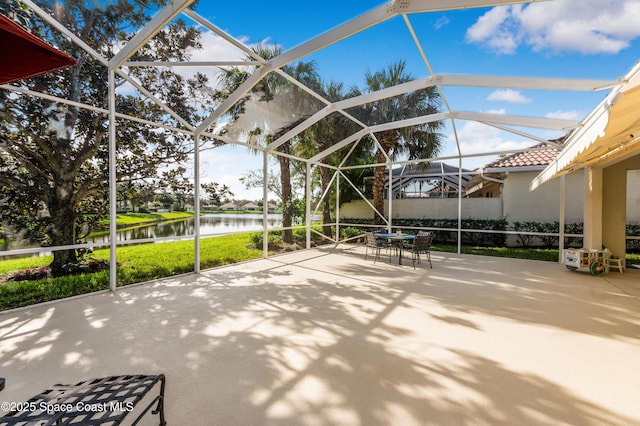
[278,153,293,244]
[319,160,332,237]
[48,184,78,275]
[372,150,388,225]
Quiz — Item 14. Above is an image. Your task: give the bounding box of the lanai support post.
[262,151,269,258]
[583,165,603,250]
[559,175,566,262]
[457,158,463,255]
[194,134,201,273]
[306,162,311,249]
[108,70,117,292]
[387,166,393,232]
[336,168,340,242]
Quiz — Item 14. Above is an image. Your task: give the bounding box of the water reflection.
[1,213,319,256]
[90,213,285,243]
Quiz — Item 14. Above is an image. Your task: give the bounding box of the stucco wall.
[339,198,503,220]
[603,155,640,257]
[504,170,585,223]
[339,170,586,223]
[626,169,640,222]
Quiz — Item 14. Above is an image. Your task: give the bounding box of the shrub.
[340,226,363,241]
[249,231,283,250]
[512,221,541,248]
[626,223,640,252]
[564,222,583,248]
[539,222,559,248]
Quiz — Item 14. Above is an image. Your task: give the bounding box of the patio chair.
[0,374,166,425]
[364,232,392,263]
[407,232,433,269]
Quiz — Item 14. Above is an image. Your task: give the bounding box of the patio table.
[375,233,415,265]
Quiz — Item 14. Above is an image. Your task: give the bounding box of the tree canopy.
[0,0,216,272]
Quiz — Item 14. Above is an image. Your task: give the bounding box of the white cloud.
[198,144,275,201]
[181,32,259,90]
[465,5,522,54]
[545,110,584,121]
[439,108,546,169]
[455,120,530,155]
[466,0,640,54]
[487,89,531,104]
[434,16,450,30]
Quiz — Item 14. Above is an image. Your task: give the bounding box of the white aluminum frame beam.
[183,9,266,63]
[109,0,194,69]
[453,111,579,130]
[124,61,264,67]
[399,0,549,14]
[267,73,608,153]
[193,0,560,144]
[435,74,616,91]
[22,0,107,65]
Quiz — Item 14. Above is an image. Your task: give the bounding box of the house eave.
[483,165,548,174]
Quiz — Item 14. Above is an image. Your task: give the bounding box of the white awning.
[530,62,640,191]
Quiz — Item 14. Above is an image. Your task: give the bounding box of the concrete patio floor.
[1,245,639,425]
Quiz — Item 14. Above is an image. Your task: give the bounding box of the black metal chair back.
[364,232,391,263]
[410,233,433,268]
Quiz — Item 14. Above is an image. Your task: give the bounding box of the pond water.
[89,213,286,243]
[1,213,322,256]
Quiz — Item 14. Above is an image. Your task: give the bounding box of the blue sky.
[186,0,640,200]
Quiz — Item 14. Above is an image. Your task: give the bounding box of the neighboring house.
[242,203,261,211]
[340,143,583,223]
[220,202,237,210]
[267,203,279,212]
[366,162,474,199]
[468,139,586,223]
[339,140,640,225]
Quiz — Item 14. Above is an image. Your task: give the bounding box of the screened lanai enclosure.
[1,0,640,292]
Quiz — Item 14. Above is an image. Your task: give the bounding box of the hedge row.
[340,218,640,251]
[340,218,587,249]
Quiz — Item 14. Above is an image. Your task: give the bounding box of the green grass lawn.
[0,233,263,311]
[89,211,194,237]
[109,211,193,227]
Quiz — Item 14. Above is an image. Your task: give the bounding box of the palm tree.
[295,80,358,238]
[217,46,320,244]
[351,61,445,225]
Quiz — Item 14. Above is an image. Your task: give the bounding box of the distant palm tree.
[295,80,356,237]
[350,61,445,225]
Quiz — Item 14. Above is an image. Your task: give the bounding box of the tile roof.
[484,134,569,169]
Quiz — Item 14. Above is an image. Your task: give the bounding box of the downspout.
[480,168,505,184]
[480,168,506,218]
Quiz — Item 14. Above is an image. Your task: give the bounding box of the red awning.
[0,13,77,84]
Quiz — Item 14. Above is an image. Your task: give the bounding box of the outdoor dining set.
[364,230,433,269]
